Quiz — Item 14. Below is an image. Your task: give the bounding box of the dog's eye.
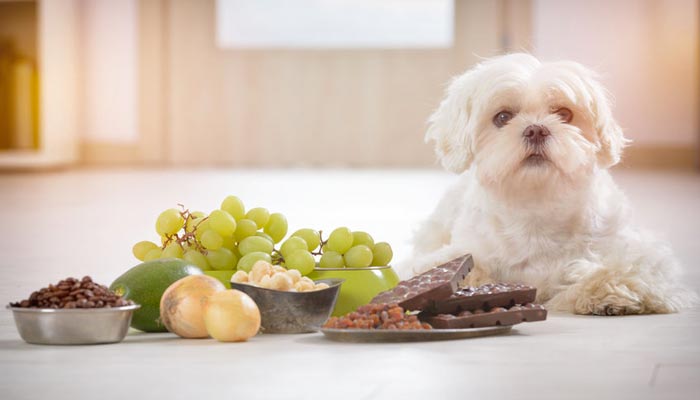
[554,107,573,123]
[493,111,514,128]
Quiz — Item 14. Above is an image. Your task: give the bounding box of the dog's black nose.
[523,125,550,144]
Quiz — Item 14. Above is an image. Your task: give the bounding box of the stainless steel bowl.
[7,304,140,345]
[231,278,343,334]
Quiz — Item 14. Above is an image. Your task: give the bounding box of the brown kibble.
[9,277,134,309]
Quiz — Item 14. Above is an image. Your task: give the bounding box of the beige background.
[69,0,700,168]
[155,0,523,167]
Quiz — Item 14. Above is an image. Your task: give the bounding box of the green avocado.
[110,258,202,332]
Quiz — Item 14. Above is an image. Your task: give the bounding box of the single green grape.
[183,250,211,271]
[238,235,273,255]
[162,242,184,259]
[155,208,185,236]
[319,251,344,268]
[201,230,223,250]
[194,219,211,241]
[255,231,274,243]
[237,252,272,272]
[234,219,258,241]
[327,227,353,254]
[208,209,237,237]
[143,248,163,262]
[352,231,375,249]
[285,249,315,276]
[132,241,159,261]
[371,242,393,266]
[221,234,236,251]
[264,213,288,243]
[245,207,270,229]
[292,228,321,252]
[221,195,245,221]
[344,245,373,268]
[206,247,238,270]
[280,236,308,258]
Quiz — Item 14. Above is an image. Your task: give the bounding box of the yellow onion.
[160,275,225,338]
[203,289,261,342]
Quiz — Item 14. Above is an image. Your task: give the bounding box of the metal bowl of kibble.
[231,278,344,333]
[7,276,140,345]
[7,304,140,345]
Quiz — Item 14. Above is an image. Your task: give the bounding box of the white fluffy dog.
[402,53,695,315]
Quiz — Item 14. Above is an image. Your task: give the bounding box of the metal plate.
[320,325,512,343]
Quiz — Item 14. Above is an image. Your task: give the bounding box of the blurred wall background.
[0,0,698,169]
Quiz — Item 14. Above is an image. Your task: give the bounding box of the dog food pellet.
[323,303,432,330]
[10,276,133,309]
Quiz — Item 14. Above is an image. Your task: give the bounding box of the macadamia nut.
[250,261,273,282]
[272,265,287,274]
[294,280,315,292]
[258,274,273,289]
[231,270,249,283]
[286,269,302,284]
[269,272,293,291]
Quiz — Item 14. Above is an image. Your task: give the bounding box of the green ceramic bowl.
[204,270,235,288]
[307,266,399,316]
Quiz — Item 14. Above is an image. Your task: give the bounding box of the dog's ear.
[581,70,630,168]
[425,74,477,173]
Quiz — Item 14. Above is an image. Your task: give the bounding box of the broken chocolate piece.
[420,303,547,329]
[428,282,536,314]
[370,254,473,311]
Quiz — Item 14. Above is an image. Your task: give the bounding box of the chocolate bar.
[421,303,547,329]
[428,283,536,314]
[370,254,473,311]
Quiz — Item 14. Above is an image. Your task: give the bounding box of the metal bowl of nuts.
[230,262,344,333]
[231,278,344,334]
[7,276,140,345]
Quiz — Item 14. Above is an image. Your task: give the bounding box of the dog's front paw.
[590,303,639,316]
[575,294,643,316]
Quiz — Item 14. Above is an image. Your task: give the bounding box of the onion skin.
[203,290,261,342]
[160,275,226,338]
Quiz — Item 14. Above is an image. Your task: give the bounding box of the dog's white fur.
[401,53,696,315]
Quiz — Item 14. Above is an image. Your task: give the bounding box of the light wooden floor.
[0,168,698,399]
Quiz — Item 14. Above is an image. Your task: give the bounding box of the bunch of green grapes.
[132,195,393,276]
[314,227,393,269]
[132,196,289,272]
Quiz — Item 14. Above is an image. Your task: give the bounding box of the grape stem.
[160,207,208,253]
[311,230,327,257]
